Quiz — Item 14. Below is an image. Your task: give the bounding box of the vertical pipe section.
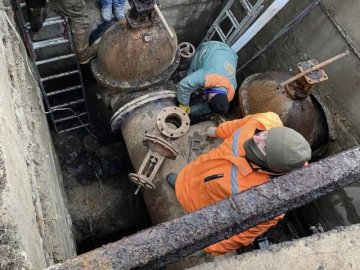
[231,0,290,53]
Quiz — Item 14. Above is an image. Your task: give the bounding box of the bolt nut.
[144,35,152,42]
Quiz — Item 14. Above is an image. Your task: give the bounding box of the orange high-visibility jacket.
[175,112,285,255]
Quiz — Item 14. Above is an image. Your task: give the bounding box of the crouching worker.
[166,112,311,255]
[177,41,238,117]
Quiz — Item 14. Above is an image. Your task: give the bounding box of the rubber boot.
[166,173,177,189]
[27,7,47,32]
[71,27,98,64]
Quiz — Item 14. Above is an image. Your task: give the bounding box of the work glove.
[202,127,217,138]
[179,104,191,114]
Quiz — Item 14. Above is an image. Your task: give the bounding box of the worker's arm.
[204,214,284,255]
[176,69,206,106]
[215,115,255,139]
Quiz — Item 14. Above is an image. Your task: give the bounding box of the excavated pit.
[3,0,360,268]
[51,129,151,253]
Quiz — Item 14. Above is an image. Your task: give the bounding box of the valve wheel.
[129,173,156,189]
[178,42,195,59]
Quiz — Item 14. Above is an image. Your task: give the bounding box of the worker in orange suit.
[166,112,311,255]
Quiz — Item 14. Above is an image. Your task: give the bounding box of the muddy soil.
[52,130,151,253]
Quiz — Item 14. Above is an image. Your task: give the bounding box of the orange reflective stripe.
[204,74,235,101]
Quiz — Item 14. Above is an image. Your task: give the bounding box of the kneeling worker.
[177,41,238,116]
[167,112,311,255]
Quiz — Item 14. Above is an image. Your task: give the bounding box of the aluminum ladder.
[201,0,264,46]
[14,0,91,133]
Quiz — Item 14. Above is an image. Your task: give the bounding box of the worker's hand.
[179,104,191,114]
[202,127,217,138]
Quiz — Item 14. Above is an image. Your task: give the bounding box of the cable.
[43,107,98,139]
[237,0,320,74]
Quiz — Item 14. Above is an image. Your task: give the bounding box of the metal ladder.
[14,0,91,133]
[201,0,264,46]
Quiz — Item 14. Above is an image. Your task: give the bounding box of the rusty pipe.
[47,147,360,270]
[280,50,349,87]
[111,91,219,225]
[110,90,219,269]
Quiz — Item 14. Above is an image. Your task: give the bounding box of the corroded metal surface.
[111,90,176,131]
[239,71,316,145]
[91,20,179,90]
[156,106,190,138]
[110,91,218,225]
[128,106,190,191]
[47,147,360,270]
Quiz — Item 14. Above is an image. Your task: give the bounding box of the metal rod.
[280,50,349,87]
[47,147,360,270]
[154,4,174,38]
[134,186,141,195]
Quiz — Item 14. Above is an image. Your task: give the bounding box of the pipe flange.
[111,90,176,131]
[156,106,190,138]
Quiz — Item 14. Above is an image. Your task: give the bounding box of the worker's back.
[187,41,238,89]
[175,112,283,212]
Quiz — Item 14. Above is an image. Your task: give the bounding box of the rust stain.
[239,71,316,145]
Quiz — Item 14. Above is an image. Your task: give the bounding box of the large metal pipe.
[110,90,219,224]
[47,147,360,270]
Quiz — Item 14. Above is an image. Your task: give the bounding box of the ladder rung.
[43,16,64,27]
[36,53,76,65]
[33,37,69,49]
[19,0,50,8]
[214,26,226,42]
[25,16,64,28]
[46,85,82,96]
[54,112,88,123]
[58,123,90,133]
[50,99,85,109]
[225,10,239,28]
[41,70,79,81]
[239,0,253,12]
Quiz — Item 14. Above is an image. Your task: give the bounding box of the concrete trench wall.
[189,224,360,270]
[160,0,223,45]
[236,0,360,156]
[0,4,76,269]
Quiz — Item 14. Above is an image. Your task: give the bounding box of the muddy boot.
[71,27,98,64]
[27,7,47,32]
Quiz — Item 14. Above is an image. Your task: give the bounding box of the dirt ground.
[52,129,151,253]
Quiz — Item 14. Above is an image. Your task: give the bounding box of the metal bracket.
[126,0,160,28]
[286,59,329,99]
